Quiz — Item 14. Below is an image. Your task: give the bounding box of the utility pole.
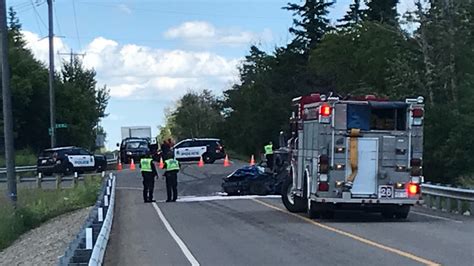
[58,48,85,67]
[0,0,17,204]
[47,0,56,148]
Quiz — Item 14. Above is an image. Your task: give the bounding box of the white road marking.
[152,202,200,266]
[411,211,463,223]
[177,195,280,203]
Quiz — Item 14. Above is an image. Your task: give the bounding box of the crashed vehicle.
[221,149,289,196]
[281,93,425,219]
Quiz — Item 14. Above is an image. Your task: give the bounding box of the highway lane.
[104,161,474,266]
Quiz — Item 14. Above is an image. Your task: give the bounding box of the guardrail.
[58,173,116,266]
[421,183,474,215]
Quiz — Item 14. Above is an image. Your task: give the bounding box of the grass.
[0,149,37,167]
[0,175,102,251]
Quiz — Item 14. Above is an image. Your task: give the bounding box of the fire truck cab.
[281,93,424,219]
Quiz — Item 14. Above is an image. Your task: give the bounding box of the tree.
[56,57,110,149]
[337,0,363,29]
[284,0,334,53]
[169,90,223,140]
[364,0,399,26]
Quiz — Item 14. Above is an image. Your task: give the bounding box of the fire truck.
[281,93,424,219]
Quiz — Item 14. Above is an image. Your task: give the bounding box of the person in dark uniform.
[163,152,180,202]
[140,153,158,203]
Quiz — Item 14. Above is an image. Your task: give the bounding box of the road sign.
[48,123,68,135]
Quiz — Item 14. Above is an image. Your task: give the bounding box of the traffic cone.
[198,156,204,167]
[130,159,136,170]
[224,154,230,167]
[159,157,164,169]
[117,161,123,171]
[250,155,255,166]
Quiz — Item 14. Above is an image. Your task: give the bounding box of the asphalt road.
[104,160,474,266]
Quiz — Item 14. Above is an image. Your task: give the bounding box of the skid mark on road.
[152,202,200,266]
[253,199,440,266]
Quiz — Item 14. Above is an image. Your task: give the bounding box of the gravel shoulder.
[0,206,92,266]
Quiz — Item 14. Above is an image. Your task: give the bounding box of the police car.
[37,146,108,176]
[172,138,225,164]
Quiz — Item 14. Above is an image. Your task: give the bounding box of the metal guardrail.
[421,183,474,215]
[58,173,116,266]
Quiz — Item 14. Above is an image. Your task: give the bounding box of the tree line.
[163,0,474,184]
[0,8,109,154]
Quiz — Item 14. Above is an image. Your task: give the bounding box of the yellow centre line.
[252,199,440,266]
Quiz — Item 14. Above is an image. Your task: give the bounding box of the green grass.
[0,149,37,167]
[0,175,102,251]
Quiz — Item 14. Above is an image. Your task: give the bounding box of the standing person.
[167,138,175,149]
[140,153,158,203]
[163,152,180,202]
[264,141,274,170]
[160,140,170,159]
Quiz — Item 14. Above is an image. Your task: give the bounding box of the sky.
[7,0,416,150]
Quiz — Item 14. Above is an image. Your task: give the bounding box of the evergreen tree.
[364,0,399,25]
[337,0,363,29]
[284,0,334,52]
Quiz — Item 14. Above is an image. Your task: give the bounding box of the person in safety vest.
[140,153,158,203]
[264,141,274,170]
[163,152,180,202]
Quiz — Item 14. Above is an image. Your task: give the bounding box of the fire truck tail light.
[407,183,420,195]
[318,182,329,192]
[412,108,424,118]
[319,105,331,117]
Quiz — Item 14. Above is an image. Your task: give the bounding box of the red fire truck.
[281,93,424,219]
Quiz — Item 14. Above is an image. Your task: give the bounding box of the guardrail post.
[436,196,442,210]
[16,174,20,183]
[470,202,474,215]
[447,197,452,213]
[73,172,78,188]
[457,199,463,214]
[86,227,93,250]
[36,173,42,189]
[56,174,62,190]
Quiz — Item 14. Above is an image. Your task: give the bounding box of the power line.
[30,0,47,34]
[53,2,61,37]
[71,0,81,49]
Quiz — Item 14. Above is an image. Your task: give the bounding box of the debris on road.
[221,165,285,196]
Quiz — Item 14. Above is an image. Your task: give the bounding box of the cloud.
[22,31,240,101]
[164,21,273,47]
[117,4,132,14]
[81,37,241,100]
[22,31,69,69]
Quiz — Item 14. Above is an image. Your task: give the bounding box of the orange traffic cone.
[224,154,230,167]
[130,159,136,170]
[159,157,164,169]
[250,155,255,166]
[198,156,204,167]
[117,161,123,171]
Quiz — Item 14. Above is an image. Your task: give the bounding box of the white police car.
[172,138,225,164]
[37,146,107,176]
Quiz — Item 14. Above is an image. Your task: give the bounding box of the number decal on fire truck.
[378,186,393,198]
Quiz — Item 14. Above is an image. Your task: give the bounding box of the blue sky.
[8,0,414,149]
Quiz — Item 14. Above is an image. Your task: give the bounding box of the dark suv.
[37,146,107,176]
[118,138,151,164]
[172,138,225,163]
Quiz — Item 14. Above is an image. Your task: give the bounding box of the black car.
[37,146,107,176]
[118,138,151,164]
[172,138,225,163]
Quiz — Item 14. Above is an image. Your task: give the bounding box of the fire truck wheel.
[381,209,395,219]
[281,176,307,213]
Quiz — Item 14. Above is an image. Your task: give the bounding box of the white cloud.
[164,21,273,47]
[22,31,69,69]
[23,31,240,100]
[117,4,132,14]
